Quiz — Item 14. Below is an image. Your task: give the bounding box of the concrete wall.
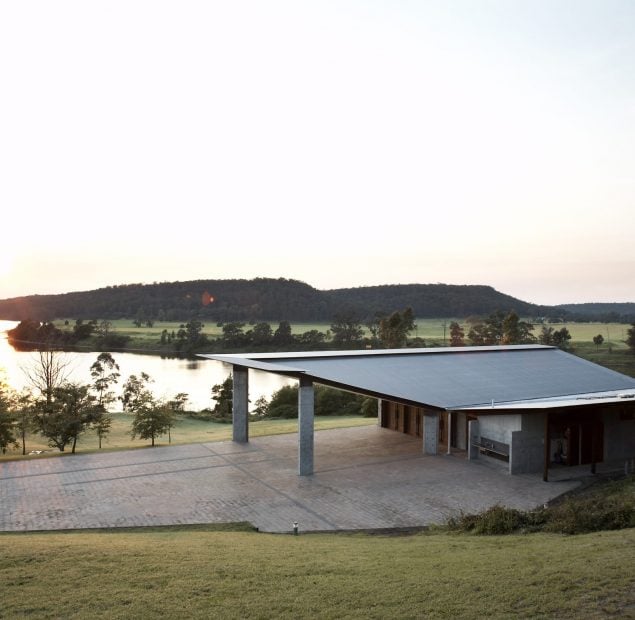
[455,412,467,450]
[510,412,546,474]
[478,414,522,445]
[604,408,635,461]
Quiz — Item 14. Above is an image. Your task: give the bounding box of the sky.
[1,0,633,306]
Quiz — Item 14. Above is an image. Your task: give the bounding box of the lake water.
[0,320,292,411]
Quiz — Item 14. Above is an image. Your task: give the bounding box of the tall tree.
[330,312,364,348]
[449,321,465,347]
[539,325,555,345]
[121,373,154,413]
[501,311,536,345]
[552,327,572,349]
[13,390,34,455]
[378,307,416,349]
[90,353,120,408]
[210,376,233,421]
[273,321,294,346]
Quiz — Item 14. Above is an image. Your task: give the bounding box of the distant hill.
[0,278,561,322]
[324,284,551,318]
[555,303,635,322]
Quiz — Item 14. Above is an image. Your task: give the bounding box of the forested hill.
[555,303,635,322]
[0,278,555,322]
[324,284,549,318]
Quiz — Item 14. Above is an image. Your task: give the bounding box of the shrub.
[445,477,635,536]
[447,505,533,535]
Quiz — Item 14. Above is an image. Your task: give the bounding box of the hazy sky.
[1,0,633,306]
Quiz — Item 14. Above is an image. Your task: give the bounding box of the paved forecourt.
[0,426,579,533]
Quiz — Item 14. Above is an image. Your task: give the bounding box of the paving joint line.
[202,444,339,530]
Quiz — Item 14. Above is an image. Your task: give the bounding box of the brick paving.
[0,426,580,533]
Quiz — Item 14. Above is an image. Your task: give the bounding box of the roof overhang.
[198,346,635,414]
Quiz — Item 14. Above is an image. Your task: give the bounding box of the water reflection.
[0,320,292,411]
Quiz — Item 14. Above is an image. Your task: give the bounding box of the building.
[199,345,635,480]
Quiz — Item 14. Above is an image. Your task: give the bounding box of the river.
[0,320,292,411]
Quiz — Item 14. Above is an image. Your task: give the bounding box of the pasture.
[0,526,633,618]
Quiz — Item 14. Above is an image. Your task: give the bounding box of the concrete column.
[468,419,480,460]
[424,412,439,455]
[377,398,382,426]
[447,412,452,455]
[232,365,249,443]
[298,376,314,476]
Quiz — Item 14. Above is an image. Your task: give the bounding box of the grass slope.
[0,527,633,619]
[0,415,376,461]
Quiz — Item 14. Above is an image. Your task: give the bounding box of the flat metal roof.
[199,346,635,410]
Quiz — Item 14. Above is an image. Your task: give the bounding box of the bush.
[446,505,536,535]
[544,495,635,535]
[445,477,635,536]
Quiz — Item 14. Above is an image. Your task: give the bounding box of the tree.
[361,397,378,417]
[377,307,416,349]
[0,382,18,454]
[247,322,273,347]
[90,353,120,408]
[168,393,189,412]
[176,320,208,353]
[121,372,154,412]
[221,322,247,349]
[92,410,112,450]
[468,311,534,346]
[539,325,554,345]
[72,319,97,340]
[210,376,233,422]
[13,390,35,455]
[34,383,98,453]
[266,385,298,418]
[22,349,71,407]
[273,321,294,347]
[626,323,635,353]
[130,402,173,447]
[449,322,465,347]
[365,312,385,348]
[593,334,604,350]
[251,395,269,418]
[95,320,112,339]
[552,327,572,349]
[330,313,364,348]
[501,311,536,345]
[467,312,505,345]
[297,329,327,348]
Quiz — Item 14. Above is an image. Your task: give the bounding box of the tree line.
[10,309,635,357]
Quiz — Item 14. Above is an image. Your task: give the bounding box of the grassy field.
[0,526,633,618]
[0,414,376,461]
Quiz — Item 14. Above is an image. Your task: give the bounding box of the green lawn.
[0,414,377,461]
[0,527,633,619]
